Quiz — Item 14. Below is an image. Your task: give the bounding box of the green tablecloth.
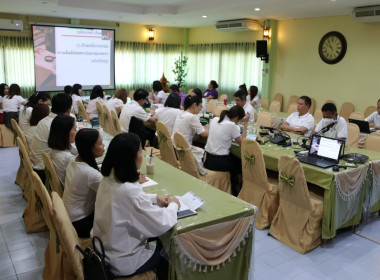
[141,154,256,280]
[230,137,380,239]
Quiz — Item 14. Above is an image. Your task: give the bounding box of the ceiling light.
[202,15,207,18]
[254,8,261,11]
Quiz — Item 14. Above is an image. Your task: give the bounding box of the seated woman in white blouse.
[48,115,78,186]
[93,133,180,278]
[151,80,167,104]
[63,128,105,238]
[25,104,50,148]
[246,85,261,110]
[154,93,181,136]
[2,84,27,129]
[19,92,51,133]
[173,95,209,145]
[86,85,106,127]
[204,105,249,196]
[107,88,127,116]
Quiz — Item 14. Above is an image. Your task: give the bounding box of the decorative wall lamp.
[148,28,155,41]
[263,27,271,40]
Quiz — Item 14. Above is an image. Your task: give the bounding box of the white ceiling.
[2,0,380,27]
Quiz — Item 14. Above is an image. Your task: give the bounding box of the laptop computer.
[298,135,344,168]
[348,119,370,133]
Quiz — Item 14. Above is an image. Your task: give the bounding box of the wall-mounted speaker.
[256,40,269,63]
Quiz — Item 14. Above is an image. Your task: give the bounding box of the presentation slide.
[32,25,115,92]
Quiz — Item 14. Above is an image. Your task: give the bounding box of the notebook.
[298,135,344,168]
[348,119,370,133]
[176,191,205,219]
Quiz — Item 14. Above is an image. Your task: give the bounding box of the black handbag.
[76,236,113,280]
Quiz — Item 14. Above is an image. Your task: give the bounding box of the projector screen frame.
[32,23,116,93]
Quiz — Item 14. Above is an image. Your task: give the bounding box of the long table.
[100,130,257,280]
[230,135,380,240]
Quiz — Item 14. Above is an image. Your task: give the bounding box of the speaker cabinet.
[256,40,267,57]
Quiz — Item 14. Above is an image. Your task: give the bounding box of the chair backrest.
[260,97,269,109]
[256,112,272,127]
[12,118,29,154]
[110,110,122,135]
[269,100,281,112]
[364,132,380,152]
[129,90,135,99]
[156,121,179,168]
[42,152,63,197]
[102,104,115,136]
[214,105,228,117]
[348,112,364,121]
[314,107,323,121]
[339,102,354,121]
[278,155,314,210]
[218,94,228,102]
[272,93,283,111]
[173,132,201,179]
[287,103,298,114]
[347,123,359,147]
[95,102,105,128]
[77,101,90,123]
[309,98,316,115]
[17,137,33,176]
[364,106,377,118]
[32,171,54,230]
[205,99,217,114]
[238,139,271,205]
[51,192,84,280]
[287,95,298,112]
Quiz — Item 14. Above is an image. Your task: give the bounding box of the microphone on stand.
[315,121,338,135]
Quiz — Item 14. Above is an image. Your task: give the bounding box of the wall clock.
[318,31,347,64]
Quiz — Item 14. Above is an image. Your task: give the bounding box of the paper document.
[141,177,158,188]
[176,191,205,219]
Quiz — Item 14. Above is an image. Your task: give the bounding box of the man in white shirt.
[281,96,315,137]
[30,93,72,182]
[119,89,156,146]
[313,103,347,141]
[234,90,255,125]
[365,99,380,129]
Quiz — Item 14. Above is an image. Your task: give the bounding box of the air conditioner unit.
[352,6,380,23]
[215,19,262,32]
[0,19,23,31]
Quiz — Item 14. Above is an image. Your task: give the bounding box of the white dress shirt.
[30,112,57,170]
[172,111,205,145]
[63,159,102,222]
[2,95,26,112]
[365,111,380,128]
[19,107,33,132]
[242,101,255,125]
[92,174,178,276]
[247,95,261,110]
[285,112,315,137]
[86,97,106,120]
[50,149,76,186]
[153,90,167,104]
[107,97,124,115]
[71,94,82,115]
[315,115,347,140]
[155,107,180,136]
[205,117,241,156]
[119,100,150,132]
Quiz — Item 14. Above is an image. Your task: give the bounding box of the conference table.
[230,133,380,240]
[99,130,257,280]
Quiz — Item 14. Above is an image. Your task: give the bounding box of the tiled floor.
[1,146,380,279]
